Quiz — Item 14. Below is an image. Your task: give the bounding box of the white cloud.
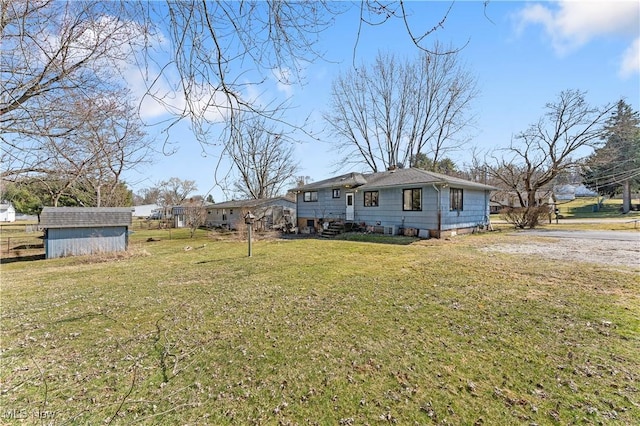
[272,67,295,97]
[515,0,639,75]
[123,50,234,124]
[620,37,640,77]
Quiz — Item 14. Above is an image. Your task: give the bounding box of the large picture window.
[303,191,318,202]
[450,188,463,211]
[364,191,379,207]
[403,188,422,211]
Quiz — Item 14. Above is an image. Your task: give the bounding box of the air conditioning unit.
[384,225,397,235]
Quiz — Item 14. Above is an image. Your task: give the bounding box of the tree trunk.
[622,179,631,214]
[96,185,102,208]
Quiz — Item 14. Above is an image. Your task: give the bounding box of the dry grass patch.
[1,230,638,425]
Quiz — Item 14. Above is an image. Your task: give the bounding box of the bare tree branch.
[485,90,614,227]
[325,44,478,172]
[226,112,299,199]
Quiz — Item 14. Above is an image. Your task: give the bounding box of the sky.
[124,0,640,203]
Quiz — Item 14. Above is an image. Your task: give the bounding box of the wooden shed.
[39,207,132,259]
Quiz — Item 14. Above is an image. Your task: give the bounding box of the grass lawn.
[1,229,638,425]
[556,197,640,219]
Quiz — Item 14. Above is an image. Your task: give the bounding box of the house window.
[450,188,463,211]
[403,188,422,211]
[364,191,379,207]
[332,189,341,198]
[303,191,318,202]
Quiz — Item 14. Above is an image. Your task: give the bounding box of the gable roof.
[208,196,295,210]
[292,168,497,192]
[40,207,132,228]
[292,172,368,192]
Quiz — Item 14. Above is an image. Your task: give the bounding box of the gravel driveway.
[481,230,640,270]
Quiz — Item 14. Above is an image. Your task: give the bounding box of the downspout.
[484,189,492,230]
[432,184,442,239]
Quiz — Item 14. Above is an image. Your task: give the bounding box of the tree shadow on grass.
[333,233,419,245]
[1,253,46,264]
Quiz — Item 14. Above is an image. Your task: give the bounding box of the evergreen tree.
[583,100,640,212]
[410,153,459,175]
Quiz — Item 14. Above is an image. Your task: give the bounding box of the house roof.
[208,196,295,210]
[291,168,497,192]
[39,207,132,228]
[292,172,368,191]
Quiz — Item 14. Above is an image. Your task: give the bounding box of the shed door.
[346,192,354,221]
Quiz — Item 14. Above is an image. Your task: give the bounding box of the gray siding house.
[291,168,496,238]
[39,207,132,259]
[206,196,296,231]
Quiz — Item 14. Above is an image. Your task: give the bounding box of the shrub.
[500,205,550,229]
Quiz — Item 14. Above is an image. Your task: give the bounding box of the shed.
[39,207,132,259]
[0,202,16,222]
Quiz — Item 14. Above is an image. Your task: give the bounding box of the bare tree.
[325,45,478,172]
[486,90,614,228]
[181,198,207,238]
[3,88,151,207]
[134,2,463,139]
[158,178,198,207]
[129,2,476,192]
[135,186,162,205]
[1,0,144,178]
[74,91,153,207]
[226,114,299,199]
[2,1,479,191]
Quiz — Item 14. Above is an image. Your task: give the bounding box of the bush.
[500,206,550,229]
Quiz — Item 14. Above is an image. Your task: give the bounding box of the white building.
[0,202,16,222]
[132,204,160,218]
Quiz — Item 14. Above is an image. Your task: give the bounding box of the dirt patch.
[481,237,640,270]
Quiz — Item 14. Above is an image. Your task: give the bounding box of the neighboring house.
[132,204,160,218]
[206,196,296,231]
[553,184,598,200]
[171,203,212,228]
[489,190,551,214]
[290,167,496,238]
[0,202,16,222]
[39,207,132,259]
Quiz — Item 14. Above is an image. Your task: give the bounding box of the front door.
[346,192,354,221]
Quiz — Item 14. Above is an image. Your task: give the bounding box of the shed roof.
[40,207,132,229]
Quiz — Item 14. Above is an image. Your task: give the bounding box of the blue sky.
[125,1,640,202]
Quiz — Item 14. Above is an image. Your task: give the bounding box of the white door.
[346,192,354,221]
